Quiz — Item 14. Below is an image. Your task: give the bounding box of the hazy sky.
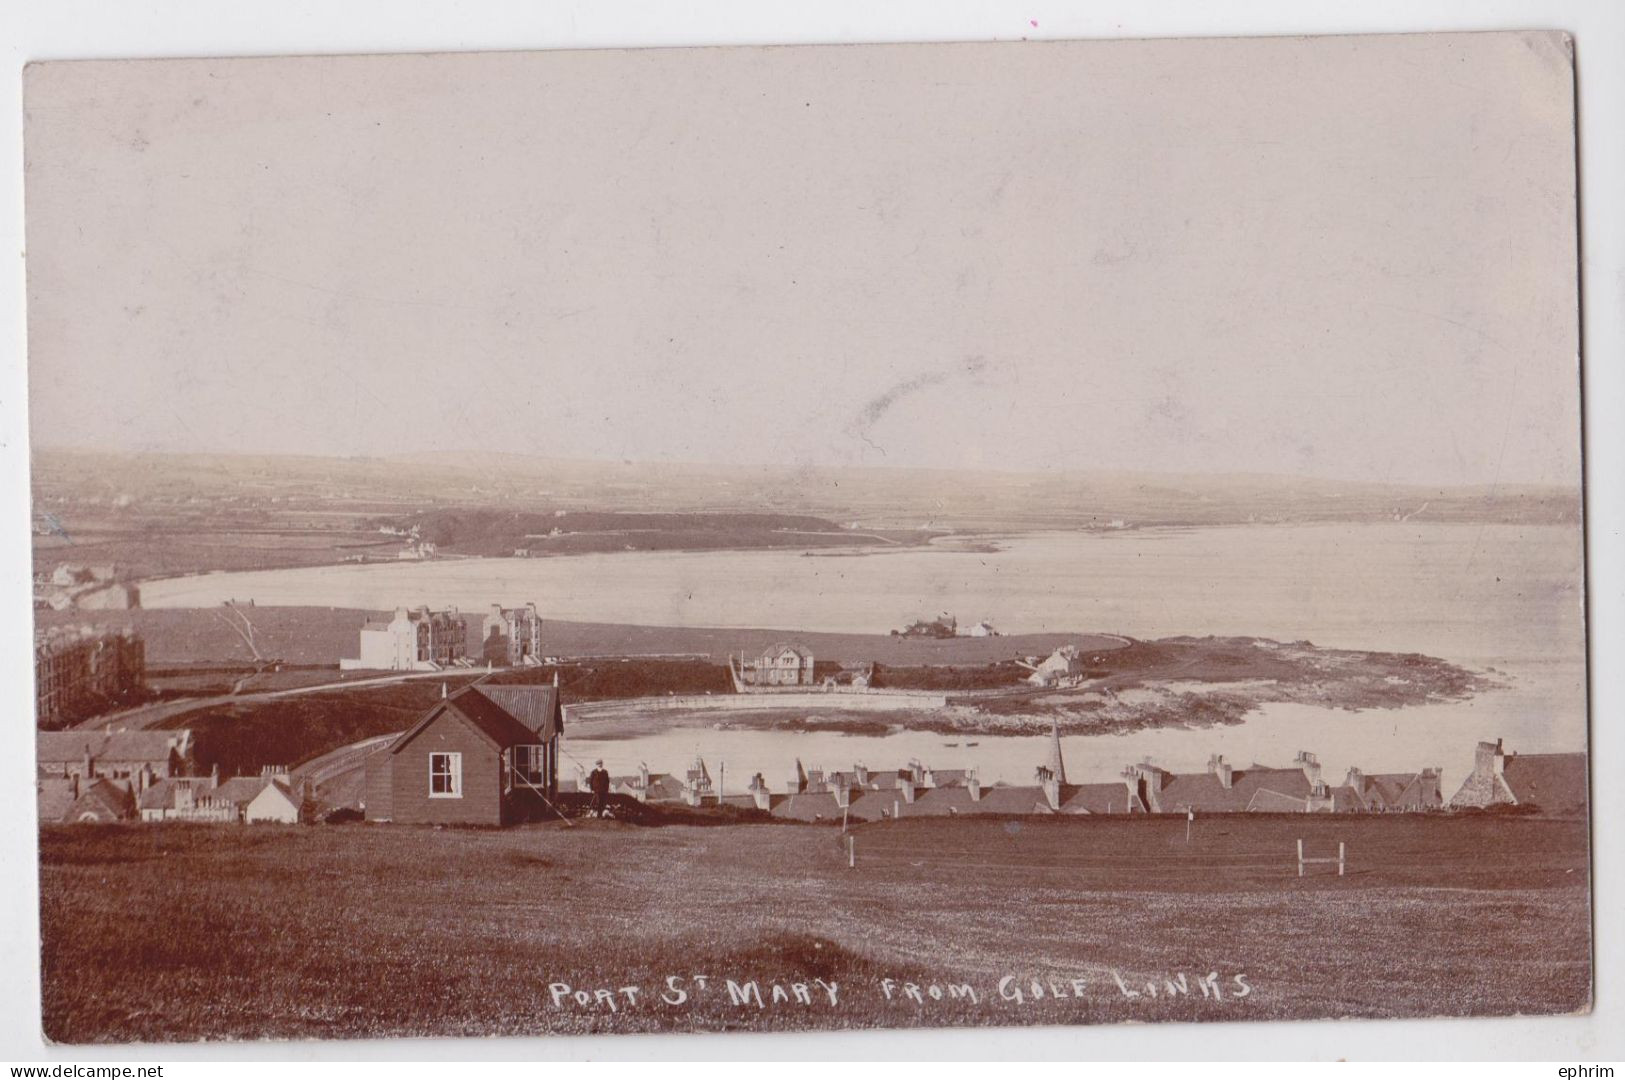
[24,33,1580,486]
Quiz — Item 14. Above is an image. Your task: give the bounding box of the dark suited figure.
[588,760,611,817]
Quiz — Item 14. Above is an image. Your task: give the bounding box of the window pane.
[430,752,460,796]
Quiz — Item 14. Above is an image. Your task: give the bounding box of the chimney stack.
[967,768,982,801]
[898,772,917,803]
[854,763,869,786]
[1209,754,1234,789]
[749,773,771,812]
[1139,760,1165,794]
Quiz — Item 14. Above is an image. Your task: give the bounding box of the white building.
[245,779,303,823]
[341,606,469,671]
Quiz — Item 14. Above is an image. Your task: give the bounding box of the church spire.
[1046,716,1067,786]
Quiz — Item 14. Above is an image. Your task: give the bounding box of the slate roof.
[613,772,685,801]
[966,785,1052,815]
[210,776,278,807]
[771,790,896,822]
[137,776,214,811]
[37,778,76,823]
[38,729,190,766]
[1150,766,1312,813]
[477,685,563,739]
[1056,782,1134,814]
[1502,753,1588,815]
[1345,770,1443,810]
[909,786,981,815]
[1247,787,1313,813]
[390,687,539,755]
[62,778,135,822]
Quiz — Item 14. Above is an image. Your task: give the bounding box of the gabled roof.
[1056,782,1132,814]
[210,776,276,807]
[1328,785,1364,812]
[1502,753,1588,814]
[1152,766,1312,813]
[968,785,1051,815]
[909,786,979,815]
[249,779,301,809]
[1347,770,1442,809]
[613,772,685,801]
[1246,787,1311,813]
[772,791,843,822]
[389,687,540,756]
[64,778,135,822]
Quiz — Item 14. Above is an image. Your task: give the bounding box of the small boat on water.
[966,741,980,747]
[944,742,959,748]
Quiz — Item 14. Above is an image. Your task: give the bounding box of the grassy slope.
[154,679,488,775]
[39,814,1589,1043]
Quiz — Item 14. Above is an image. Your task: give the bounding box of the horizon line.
[27,443,1581,495]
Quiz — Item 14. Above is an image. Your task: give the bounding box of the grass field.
[39,813,1590,1043]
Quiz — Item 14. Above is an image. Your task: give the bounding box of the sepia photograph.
[11,13,1610,1059]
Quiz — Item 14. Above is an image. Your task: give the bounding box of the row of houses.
[37,674,1585,829]
[340,603,546,672]
[34,626,146,729]
[590,732,1585,822]
[37,726,307,825]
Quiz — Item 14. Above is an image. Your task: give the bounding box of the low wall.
[564,690,950,724]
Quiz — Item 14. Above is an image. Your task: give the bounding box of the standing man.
[588,759,611,818]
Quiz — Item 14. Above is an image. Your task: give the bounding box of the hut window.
[429,752,462,798]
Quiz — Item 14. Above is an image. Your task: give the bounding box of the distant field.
[399,508,932,558]
[35,606,374,664]
[38,813,1590,1043]
[32,526,392,581]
